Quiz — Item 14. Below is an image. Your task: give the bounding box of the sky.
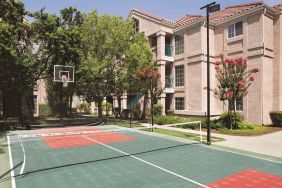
[23,0,281,21]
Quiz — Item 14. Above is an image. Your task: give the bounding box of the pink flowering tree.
[213,54,260,129]
[137,66,163,130]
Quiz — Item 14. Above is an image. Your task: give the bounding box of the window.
[175,65,184,87]
[228,21,243,38]
[133,18,139,33]
[175,35,184,55]
[175,97,184,110]
[235,98,243,111]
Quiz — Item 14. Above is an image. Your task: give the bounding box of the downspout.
[261,7,266,125]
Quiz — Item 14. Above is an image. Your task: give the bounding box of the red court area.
[205,169,282,188]
[43,132,136,149]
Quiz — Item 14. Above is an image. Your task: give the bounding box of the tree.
[79,11,153,119]
[213,54,260,129]
[0,0,40,126]
[31,7,84,117]
[137,66,163,130]
[125,35,155,119]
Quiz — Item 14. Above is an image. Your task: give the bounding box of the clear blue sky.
[23,0,280,21]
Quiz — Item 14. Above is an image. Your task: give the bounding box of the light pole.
[200,2,220,145]
[129,77,132,128]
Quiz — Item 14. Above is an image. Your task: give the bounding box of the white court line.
[19,138,26,175]
[207,145,282,164]
[82,135,210,188]
[7,136,17,188]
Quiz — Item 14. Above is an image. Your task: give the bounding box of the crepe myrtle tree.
[137,66,163,131]
[213,54,260,129]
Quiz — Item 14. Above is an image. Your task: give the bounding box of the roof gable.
[129,8,176,26]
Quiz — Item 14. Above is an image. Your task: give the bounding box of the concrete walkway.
[139,123,282,159]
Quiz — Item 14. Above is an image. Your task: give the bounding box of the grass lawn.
[141,128,224,143]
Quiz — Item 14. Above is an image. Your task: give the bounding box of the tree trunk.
[150,82,154,132]
[233,98,237,129]
[141,92,148,119]
[228,99,232,130]
[117,95,122,117]
[97,99,102,118]
[69,94,73,117]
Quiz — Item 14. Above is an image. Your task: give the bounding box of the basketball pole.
[59,83,63,121]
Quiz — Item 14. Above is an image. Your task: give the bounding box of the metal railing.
[165,76,174,88]
[165,44,173,57]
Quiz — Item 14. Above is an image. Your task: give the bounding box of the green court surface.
[5,125,282,188]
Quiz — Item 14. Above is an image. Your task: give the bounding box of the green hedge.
[269,111,282,127]
[155,115,204,125]
[39,103,52,117]
[153,104,163,116]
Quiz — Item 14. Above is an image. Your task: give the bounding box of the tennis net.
[9,126,199,176]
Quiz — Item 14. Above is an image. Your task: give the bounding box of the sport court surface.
[7,125,282,188]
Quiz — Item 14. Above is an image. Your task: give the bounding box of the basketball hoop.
[62,75,69,88]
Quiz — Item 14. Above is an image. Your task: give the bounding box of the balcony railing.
[165,76,174,88]
[165,45,173,57]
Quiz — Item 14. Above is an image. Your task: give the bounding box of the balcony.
[165,45,173,57]
[164,76,174,93]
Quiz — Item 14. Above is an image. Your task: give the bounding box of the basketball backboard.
[54,65,74,83]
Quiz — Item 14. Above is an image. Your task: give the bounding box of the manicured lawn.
[141,128,224,143]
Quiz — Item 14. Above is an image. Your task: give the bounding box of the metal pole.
[105,79,108,124]
[206,7,211,145]
[129,78,132,128]
[151,78,154,132]
[60,83,63,121]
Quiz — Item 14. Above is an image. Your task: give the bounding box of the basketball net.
[62,75,69,88]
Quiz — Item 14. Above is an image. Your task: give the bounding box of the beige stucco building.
[128,2,282,125]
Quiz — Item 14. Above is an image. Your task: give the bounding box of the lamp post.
[200,2,220,145]
[129,77,132,128]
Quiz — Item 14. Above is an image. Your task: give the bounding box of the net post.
[200,121,203,143]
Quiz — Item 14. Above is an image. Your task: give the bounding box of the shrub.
[121,109,130,119]
[77,102,91,114]
[39,103,52,117]
[153,104,163,116]
[155,115,184,125]
[113,107,120,118]
[219,122,268,136]
[155,115,204,125]
[102,102,112,114]
[210,119,224,129]
[221,111,242,129]
[132,109,141,119]
[269,111,282,127]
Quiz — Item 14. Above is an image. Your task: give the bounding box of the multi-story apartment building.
[128,1,282,124]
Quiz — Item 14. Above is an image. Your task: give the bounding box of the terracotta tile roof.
[209,1,264,22]
[131,8,176,26]
[130,1,268,29]
[273,3,282,11]
[175,15,203,26]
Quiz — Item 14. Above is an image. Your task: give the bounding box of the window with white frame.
[175,65,184,87]
[228,21,243,38]
[175,35,184,55]
[235,97,243,111]
[175,97,185,110]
